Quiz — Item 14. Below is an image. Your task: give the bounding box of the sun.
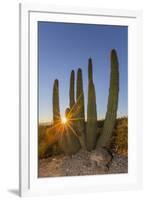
[61,117,67,124]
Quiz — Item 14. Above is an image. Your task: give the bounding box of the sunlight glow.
[61,117,67,124]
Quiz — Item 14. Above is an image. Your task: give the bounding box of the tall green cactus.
[53,79,61,125]
[86,58,98,151]
[58,108,81,155]
[69,70,76,139]
[75,68,86,149]
[97,49,119,147]
[69,70,75,109]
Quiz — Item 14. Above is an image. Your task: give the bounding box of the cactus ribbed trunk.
[86,58,98,151]
[53,79,61,125]
[58,108,81,155]
[69,70,75,109]
[97,49,119,147]
[76,68,86,149]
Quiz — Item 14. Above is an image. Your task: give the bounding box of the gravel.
[38,150,128,177]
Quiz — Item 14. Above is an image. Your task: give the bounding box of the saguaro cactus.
[86,58,98,151]
[75,68,86,149]
[97,49,119,147]
[69,70,75,109]
[53,79,61,125]
[58,108,81,155]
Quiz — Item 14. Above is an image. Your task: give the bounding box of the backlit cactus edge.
[52,49,119,154]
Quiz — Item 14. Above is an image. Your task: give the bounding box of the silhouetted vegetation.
[38,49,127,160]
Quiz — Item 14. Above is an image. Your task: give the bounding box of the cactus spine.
[53,79,61,125]
[86,58,97,151]
[97,49,119,147]
[58,108,81,155]
[76,68,86,149]
[69,70,75,109]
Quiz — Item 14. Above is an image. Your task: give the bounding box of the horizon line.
[39,115,128,125]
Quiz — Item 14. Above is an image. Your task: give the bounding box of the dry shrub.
[110,117,128,155]
[38,124,61,159]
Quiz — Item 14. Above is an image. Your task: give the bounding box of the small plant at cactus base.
[38,22,128,177]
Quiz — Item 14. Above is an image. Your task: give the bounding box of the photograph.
[38,21,128,178]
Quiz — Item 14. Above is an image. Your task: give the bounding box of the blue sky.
[38,22,128,122]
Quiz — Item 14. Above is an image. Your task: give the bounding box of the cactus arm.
[53,79,61,125]
[86,58,98,151]
[69,70,75,109]
[96,49,119,147]
[76,68,86,149]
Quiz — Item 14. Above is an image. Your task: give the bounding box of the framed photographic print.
[19,3,143,197]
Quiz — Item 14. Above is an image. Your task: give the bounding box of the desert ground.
[38,117,128,177]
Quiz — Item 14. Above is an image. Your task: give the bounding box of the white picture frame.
[19,3,143,197]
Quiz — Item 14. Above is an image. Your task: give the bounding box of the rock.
[89,148,113,170]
